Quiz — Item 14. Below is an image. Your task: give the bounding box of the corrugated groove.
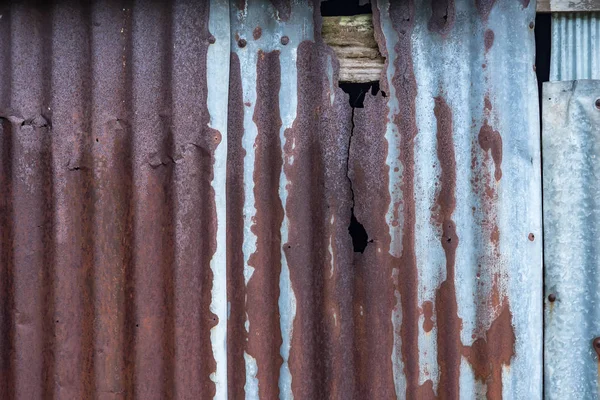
[550,12,600,81]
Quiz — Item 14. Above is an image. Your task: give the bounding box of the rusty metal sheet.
[0,0,229,398]
[230,0,542,398]
[0,0,542,399]
[543,80,600,400]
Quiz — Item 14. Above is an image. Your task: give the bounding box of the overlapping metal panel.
[543,80,600,399]
[550,12,600,81]
[0,0,542,399]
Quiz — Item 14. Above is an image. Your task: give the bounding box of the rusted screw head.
[208,35,216,44]
[593,337,600,356]
[280,36,290,45]
[238,38,247,48]
[528,233,535,241]
[595,98,600,110]
[548,293,556,302]
[529,21,535,30]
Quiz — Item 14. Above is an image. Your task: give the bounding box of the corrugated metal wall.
[0,0,543,399]
[550,12,600,81]
[545,10,600,400]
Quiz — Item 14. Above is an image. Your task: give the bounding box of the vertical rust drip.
[351,93,397,398]
[226,53,247,400]
[432,96,461,399]
[388,2,422,397]
[285,38,355,398]
[247,50,284,399]
[169,2,219,397]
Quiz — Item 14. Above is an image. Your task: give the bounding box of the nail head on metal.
[548,293,556,302]
[593,337,600,356]
[208,35,216,44]
[595,98,600,110]
[238,38,247,48]
[281,36,290,45]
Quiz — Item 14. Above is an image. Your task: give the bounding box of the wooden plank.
[537,0,600,12]
[322,15,384,83]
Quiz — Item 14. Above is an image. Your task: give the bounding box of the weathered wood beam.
[322,14,384,83]
[537,0,600,12]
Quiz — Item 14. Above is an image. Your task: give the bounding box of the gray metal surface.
[551,12,600,81]
[543,80,600,400]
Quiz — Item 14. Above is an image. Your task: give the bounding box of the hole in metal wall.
[320,0,372,17]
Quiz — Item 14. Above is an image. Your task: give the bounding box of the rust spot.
[428,0,456,36]
[484,29,494,53]
[244,102,251,107]
[253,26,262,40]
[528,233,535,241]
[478,120,503,181]
[463,305,516,400]
[529,21,535,30]
[422,301,434,333]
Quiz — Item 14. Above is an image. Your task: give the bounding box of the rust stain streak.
[247,50,284,400]
[432,95,461,400]
[226,52,247,400]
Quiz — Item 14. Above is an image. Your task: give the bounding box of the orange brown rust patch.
[478,120,503,182]
[462,304,515,400]
[247,50,284,400]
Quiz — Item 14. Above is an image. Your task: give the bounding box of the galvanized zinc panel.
[543,80,600,400]
[229,0,541,398]
[550,12,600,81]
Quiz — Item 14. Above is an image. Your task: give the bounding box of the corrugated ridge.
[550,12,600,81]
